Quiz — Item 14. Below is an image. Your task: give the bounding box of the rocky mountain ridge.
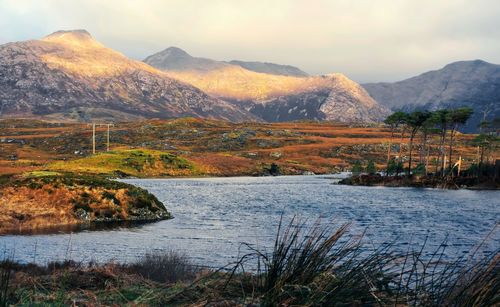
[228,60,309,77]
[0,30,256,122]
[145,47,390,123]
[362,60,500,131]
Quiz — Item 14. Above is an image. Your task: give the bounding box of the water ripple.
[1,175,498,268]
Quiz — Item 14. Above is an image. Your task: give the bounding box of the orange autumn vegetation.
[0,118,480,177]
[0,173,170,234]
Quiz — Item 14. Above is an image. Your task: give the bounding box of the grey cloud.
[0,0,499,82]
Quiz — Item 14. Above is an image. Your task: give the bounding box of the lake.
[1,175,499,268]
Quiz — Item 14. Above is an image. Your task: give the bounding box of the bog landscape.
[0,2,499,306]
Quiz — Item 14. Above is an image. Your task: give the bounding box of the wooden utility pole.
[89,123,113,154]
[107,124,110,152]
[92,123,96,154]
[105,123,114,151]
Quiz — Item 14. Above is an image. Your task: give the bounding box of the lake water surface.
[1,175,499,268]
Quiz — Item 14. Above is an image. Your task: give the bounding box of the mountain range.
[363,60,500,131]
[0,31,388,123]
[0,30,254,122]
[0,29,498,129]
[143,47,309,77]
[144,47,389,123]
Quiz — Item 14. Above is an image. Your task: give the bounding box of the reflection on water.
[1,175,499,268]
[3,220,155,236]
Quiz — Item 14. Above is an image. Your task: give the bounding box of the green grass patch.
[23,171,61,178]
[49,149,196,178]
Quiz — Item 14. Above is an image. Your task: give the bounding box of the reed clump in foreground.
[1,218,498,306]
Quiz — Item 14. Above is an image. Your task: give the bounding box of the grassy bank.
[0,172,171,235]
[1,219,498,306]
[49,149,203,178]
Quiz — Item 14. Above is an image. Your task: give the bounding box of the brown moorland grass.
[0,173,171,235]
[0,118,484,177]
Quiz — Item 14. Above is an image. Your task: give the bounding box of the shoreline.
[117,172,341,181]
[338,174,500,190]
[1,172,497,236]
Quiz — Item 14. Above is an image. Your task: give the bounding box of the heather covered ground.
[0,118,478,177]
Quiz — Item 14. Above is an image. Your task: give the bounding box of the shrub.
[465,162,498,178]
[102,191,120,206]
[126,187,164,211]
[123,151,154,171]
[73,201,91,212]
[126,251,198,283]
[387,157,403,176]
[73,193,93,212]
[269,163,280,176]
[160,153,192,169]
[351,160,363,175]
[27,181,43,189]
[0,174,13,188]
[413,163,426,176]
[366,160,377,175]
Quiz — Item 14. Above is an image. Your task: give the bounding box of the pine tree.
[351,161,363,176]
[366,161,377,175]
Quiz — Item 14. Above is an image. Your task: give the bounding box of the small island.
[0,172,171,235]
[339,172,499,190]
[339,109,499,190]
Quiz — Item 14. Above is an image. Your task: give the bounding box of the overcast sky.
[1,0,499,83]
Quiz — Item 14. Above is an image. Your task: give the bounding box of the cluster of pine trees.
[383,108,499,178]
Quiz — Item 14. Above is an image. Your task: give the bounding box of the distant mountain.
[143,47,229,72]
[228,60,309,77]
[145,48,389,123]
[249,74,389,122]
[363,60,500,131]
[143,47,308,77]
[0,30,256,122]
